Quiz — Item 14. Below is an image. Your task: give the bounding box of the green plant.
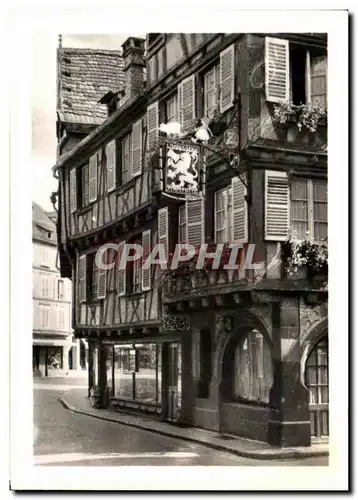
[283,236,328,277]
[296,102,327,133]
[272,101,327,133]
[273,102,295,124]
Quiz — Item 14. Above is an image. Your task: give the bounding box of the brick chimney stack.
[122,37,146,100]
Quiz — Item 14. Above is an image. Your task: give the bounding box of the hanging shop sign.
[165,143,201,196]
[223,128,240,150]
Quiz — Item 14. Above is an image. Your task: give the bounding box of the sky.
[31,34,135,211]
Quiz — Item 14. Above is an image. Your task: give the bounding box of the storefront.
[87,334,187,422]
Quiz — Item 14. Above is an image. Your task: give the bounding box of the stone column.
[180,332,195,426]
[268,297,311,447]
[72,340,81,370]
[161,343,169,422]
[88,342,93,398]
[62,345,70,373]
[39,347,47,377]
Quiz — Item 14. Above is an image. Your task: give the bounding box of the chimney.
[121,37,146,100]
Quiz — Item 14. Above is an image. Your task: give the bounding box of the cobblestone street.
[33,378,328,467]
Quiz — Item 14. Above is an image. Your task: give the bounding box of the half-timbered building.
[54,33,328,447]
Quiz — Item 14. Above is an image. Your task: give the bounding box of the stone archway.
[212,311,272,439]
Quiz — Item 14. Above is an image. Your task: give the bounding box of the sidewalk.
[60,388,329,461]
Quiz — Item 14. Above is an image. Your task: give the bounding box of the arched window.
[233,330,273,404]
[305,336,329,437]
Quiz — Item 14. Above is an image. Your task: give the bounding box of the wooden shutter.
[70,168,77,213]
[265,37,290,103]
[178,75,196,133]
[88,153,98,202]
[106,140,116,191]
[78,254,86,302]
[117,242,126,297]
[131,119,143,177]
[97,265,107,299]
[142,229,151,291]
[265,170,289,241]
[147,102,159,152]
[220,44,235,113]
[158,207,169,258]
[186,198,204,246]
[232,176,248,243]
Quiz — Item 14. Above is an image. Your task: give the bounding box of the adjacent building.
[54,33,328,447]
[32,202,86,376]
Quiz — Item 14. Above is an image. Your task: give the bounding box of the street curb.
[58,396,329,461]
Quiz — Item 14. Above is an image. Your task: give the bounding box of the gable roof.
[57,48,124,126]
[32,202,57,246]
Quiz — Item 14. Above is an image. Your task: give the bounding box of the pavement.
[60,387,329,461]
[33,378,328,466]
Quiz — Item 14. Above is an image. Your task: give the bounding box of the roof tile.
[58,48,124,125]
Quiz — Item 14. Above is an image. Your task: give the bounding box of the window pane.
[318,367,328,385]
[314,222,328,240]
[215,192,224,210]
[313,202,327,222]
[307,367,317,385]
[291,179,308,199]
[215,229,225,244]
[292,221,308,240]
[321,411,329,436]
[234,330,272,403]
[114,348,134,399]
[319,386,329,404]
[135,345,158,402]
[312,180,327,202]
[310,411,317,436]
[309,387,318,404]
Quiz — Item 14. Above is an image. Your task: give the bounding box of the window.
[114,343,162,403]
[178,205,186,243]
[131,238,142,294]
[290,46,327,106]
[59,309,65,330]
[122,134,131,184]
[40,304,50,329]
[88,253,98,301]
[166,94,178,123]
[203,65,220,117]
[233,330,273,404]
[265,37,327,107]
[305,336,329,437]
[291,178,327,240]
[81,164,89,207]
[40,247,49,267]
[41,276,49,298]
[57,280,64,300]
[215,186,233,243]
